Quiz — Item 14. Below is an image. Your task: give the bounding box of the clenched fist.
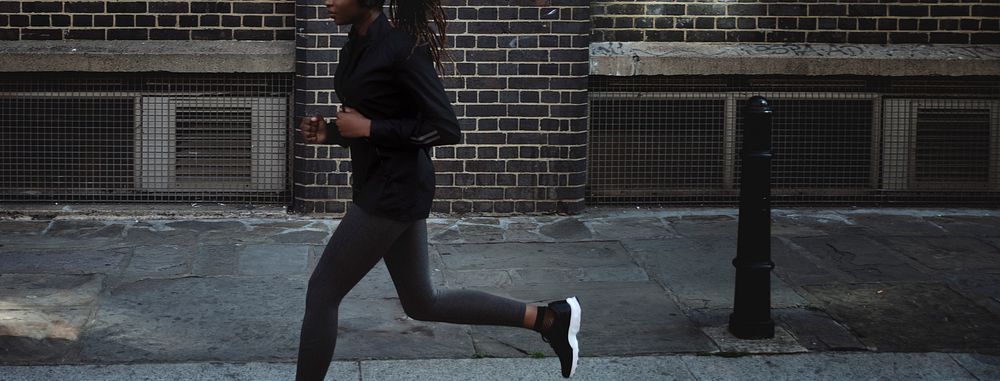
[299,114,328,144]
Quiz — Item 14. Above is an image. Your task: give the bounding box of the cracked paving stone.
[538,218,592,241]
[457,223,504,242]
[877,236,1000,272]
[164,220,246,232]
[502,221,546,242]
[803,282,1000,354]
[789,235,931,283]
[0,247,131,275]
[44,220,109,237]
[81,275,309,363]
[845,214,950,237]
[925,215,1000,237]
[123,245,192,281]
[587,216,678,240]
[0,220,50,235]
[666,215,738,238]
[773,307,867,351]
[623,238,807,310]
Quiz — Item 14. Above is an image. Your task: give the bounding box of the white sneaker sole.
[566,296,581,377]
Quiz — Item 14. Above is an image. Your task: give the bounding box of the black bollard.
[728,95,775,339]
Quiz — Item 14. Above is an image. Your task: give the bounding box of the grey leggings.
[295,202,527,381]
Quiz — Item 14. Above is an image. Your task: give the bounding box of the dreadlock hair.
[372,0,454,75]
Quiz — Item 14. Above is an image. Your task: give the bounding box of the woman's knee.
[305,276,348,308]
[399,292,439,321]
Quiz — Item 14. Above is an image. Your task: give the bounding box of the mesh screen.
[588,75,1000,206]
[0,72,293,204]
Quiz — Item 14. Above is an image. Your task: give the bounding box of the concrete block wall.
[294,0,591,216]
[592,1,999,44]
[0,0,294,40]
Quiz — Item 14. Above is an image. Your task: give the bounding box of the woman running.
[294,0,582,379]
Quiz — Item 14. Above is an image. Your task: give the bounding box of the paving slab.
[772,308,867,351]
[45,220,115,238]
[950,353,1000,381]
[771,236,847,286]
[360,355,696,381]
[940,272,1000,314]
[0,247,131,275]
[191,244,242,276]
[80,275,307,363]
[586,216,678,240]
[0,353,995,381]
[501,221,548,242]
[877,236,1000,272]
[538,218,592,241]
[700,326,808,354]
[237,244,310,276]
[681,352,978,381]
[333,297,474,360]
[0,220,50,235]
[122,224,201,245]
[436,241,637,272]
[925,215,1000,237]
[787,235,931,283]
[469,281,718,357]
[0,274,104,308]
[803,282,1000,353]
[622,238,808,311]
[121,245,191,282]
[844,213,951,237]
[0,361,358,381]
[0,307,92,363]
[457,222,505,243]
[665,215,738,238]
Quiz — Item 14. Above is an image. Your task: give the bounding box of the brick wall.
[592,1,999,44]
[294,0,591,216]
[0,0,294,40]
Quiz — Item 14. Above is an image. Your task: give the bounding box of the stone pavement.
[1,205,999,380]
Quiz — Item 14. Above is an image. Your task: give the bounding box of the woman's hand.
[335,106,372,138]
[299,114,328,144]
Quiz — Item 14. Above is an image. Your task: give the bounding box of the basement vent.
[139,96,286,192]
[883,99,1000,191]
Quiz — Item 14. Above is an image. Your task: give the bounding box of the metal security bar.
[0,72,293,204]
[587,75,1000,206]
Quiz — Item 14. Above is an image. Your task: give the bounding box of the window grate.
[0,72,292,204]
[588,75,1000,207]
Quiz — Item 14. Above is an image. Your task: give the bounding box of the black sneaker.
[540,296,581,378]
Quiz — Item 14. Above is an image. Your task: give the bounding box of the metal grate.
[0,72,293,204]
[588,94,727,202]
[914,107,992,187]
[588,75,1000,206]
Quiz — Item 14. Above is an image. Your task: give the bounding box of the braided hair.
[363,0,454,75]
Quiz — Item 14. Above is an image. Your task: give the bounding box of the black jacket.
[324,11,461,222]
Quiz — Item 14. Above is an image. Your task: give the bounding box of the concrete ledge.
[590,42,1000,77]
[0,40,294,72]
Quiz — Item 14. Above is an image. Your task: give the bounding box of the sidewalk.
[1,205,999,380]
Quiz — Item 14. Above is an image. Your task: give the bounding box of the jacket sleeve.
[368,42,462,148]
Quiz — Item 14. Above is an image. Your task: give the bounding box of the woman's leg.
[382,217,528,328]
[295,203,412,381]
